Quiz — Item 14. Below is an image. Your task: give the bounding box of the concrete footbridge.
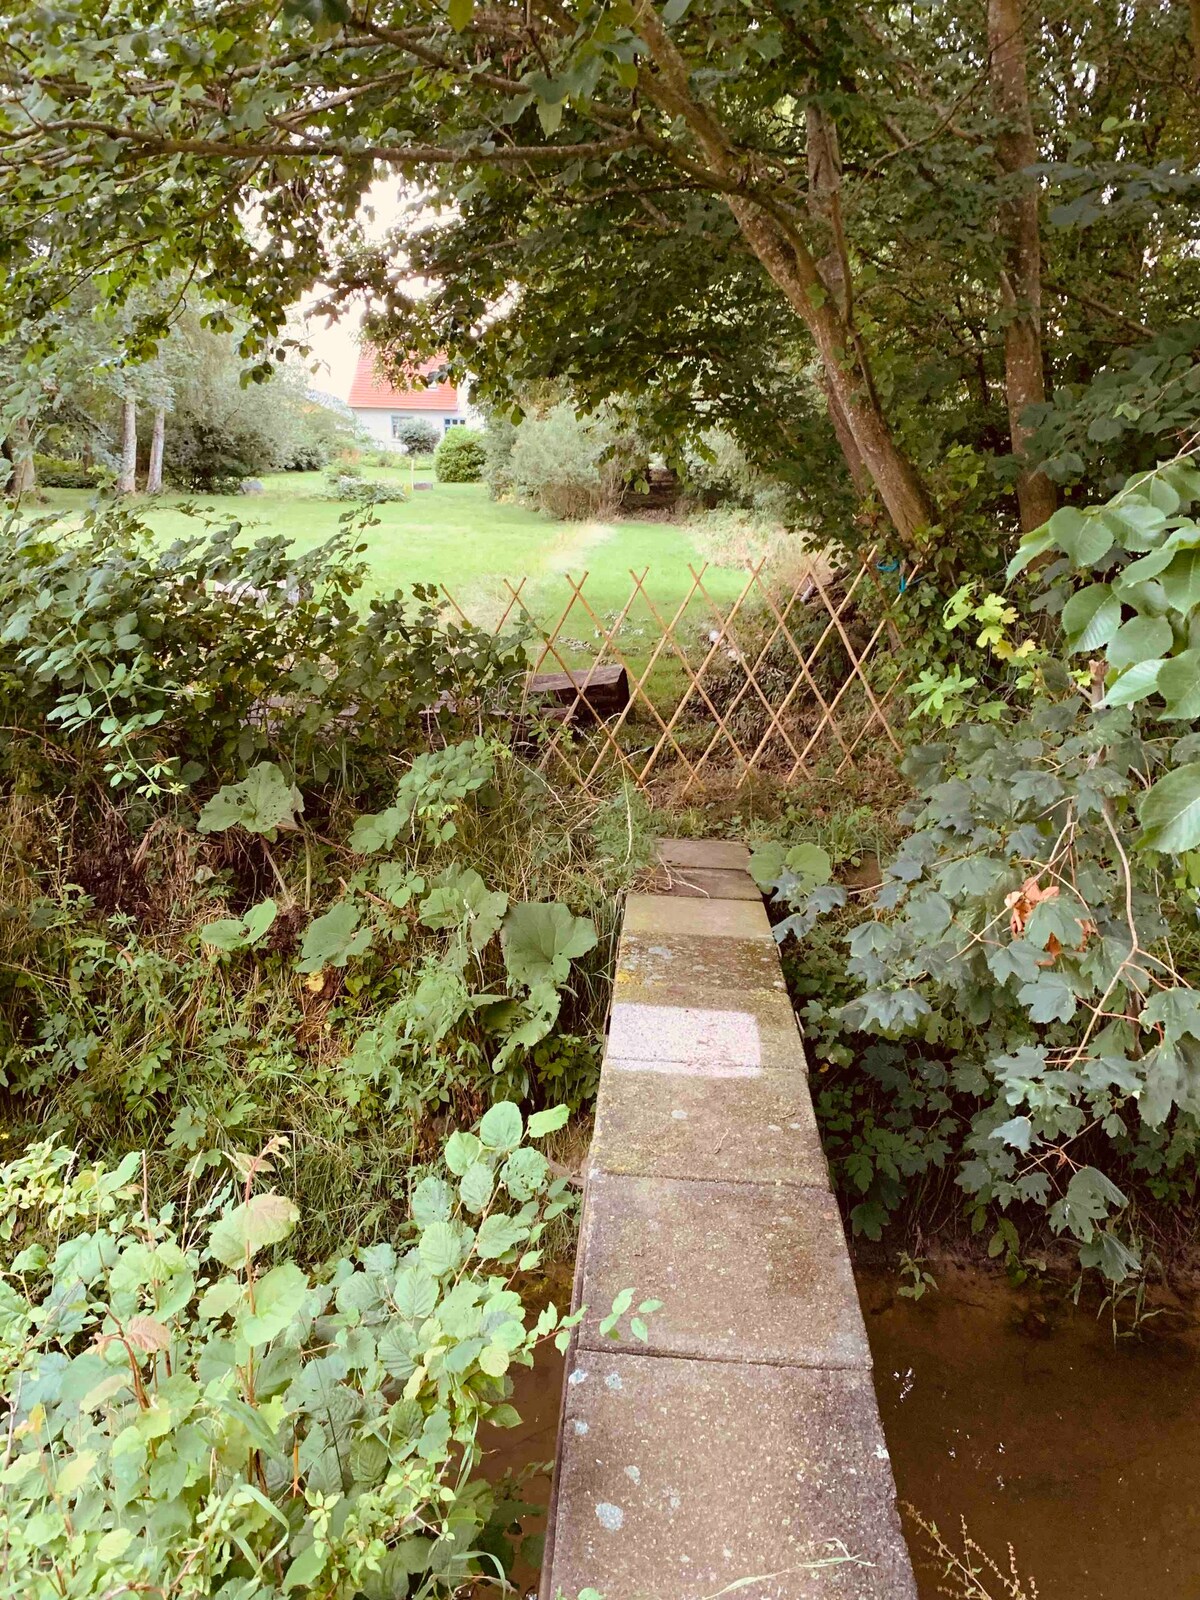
[541,839,916,1600]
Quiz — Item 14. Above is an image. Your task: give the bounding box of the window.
[390,415,406,439]
[443,417,465,432]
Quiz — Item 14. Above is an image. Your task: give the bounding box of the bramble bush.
[0,1109,654,1598]
[758,454,1200,1281]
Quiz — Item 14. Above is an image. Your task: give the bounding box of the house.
[346,351,468,448]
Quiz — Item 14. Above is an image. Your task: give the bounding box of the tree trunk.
[989,0,1056,532]
[4,419,35,498]
[146,407,165,494]
[117,397,138,494]
[806,103,871,498]
[633,1,936,549]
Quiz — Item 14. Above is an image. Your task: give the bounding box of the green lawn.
[39,470,753,668]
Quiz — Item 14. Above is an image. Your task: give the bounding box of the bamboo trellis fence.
[440,548,917,794]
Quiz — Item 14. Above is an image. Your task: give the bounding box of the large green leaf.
[1136,762,1200,853]
[1105,614,1173,671]
[297,902,372,972]
[501,902,597,988]
[1157,649,1200,719]
[1061,584,1121,653]
[1046,505,1112,567]
[240,1261,308,1346]
[198,762,303,839]
[208,1193,300,1268]
[1102,658,1163,707]
[1159,549,1200,613]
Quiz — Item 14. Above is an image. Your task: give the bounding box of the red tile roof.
[346,350,460,411]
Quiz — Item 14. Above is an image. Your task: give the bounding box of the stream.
[489,1264,1200,1598]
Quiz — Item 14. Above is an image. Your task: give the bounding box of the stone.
[590,1067,829,1187]
[576,1172,870,1370]
[543,1351,917,1600]
[622,893,772,942]
[644,865,763,901]
[656,837,751,872]
[239,478,264,494]
[606,985,805,1073]
[616,932,786,994]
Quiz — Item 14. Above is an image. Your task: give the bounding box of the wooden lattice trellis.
[440,550,916,793]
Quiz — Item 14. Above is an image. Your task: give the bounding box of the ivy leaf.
[1136,763,1200,853]
[990,1115,1034,1153]
[1017,971,1077,1024]
[501,902,597,988]
[1061,584,1121,654]
[1049,1165,1128,1242]
[297,902,372,972]
[198,762,303,839]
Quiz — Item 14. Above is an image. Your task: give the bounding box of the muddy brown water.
[486,1265,1200,1599]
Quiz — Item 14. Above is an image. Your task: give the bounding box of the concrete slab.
[656,837,752,872]
[646,865,763,900]
[606,985,805,1073]
[576,1172,870,1369]
[545,1351,916,1600]
[616,932,786,993]
[590,1067,829,1187]
[623,893,772,942]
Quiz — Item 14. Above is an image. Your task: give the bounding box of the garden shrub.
[0,1106,648,1599]
[506,403,641,520]
[759,454,1200,1282]
[433,429,487,484]
[325,470,407,504]
[393,417,441,456]
[0,505,523,794]
[32,452,103,489]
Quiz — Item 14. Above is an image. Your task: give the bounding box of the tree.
[115,394,138,495]
[146,407,166,494]
[0,1,1195,557]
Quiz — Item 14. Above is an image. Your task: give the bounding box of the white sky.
[291,176,422,404]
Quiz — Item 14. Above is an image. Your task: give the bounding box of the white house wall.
[351,408,463,449]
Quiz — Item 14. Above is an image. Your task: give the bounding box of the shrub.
[434,428,487,483]
[33,452,103,489]
[0,1110,610,1600]
[760,455,1200,1283]
[324,470,407,504]
[504,403,649,520]
[683,429,799,524]
[0,506,525,794]
[393,417,441,456]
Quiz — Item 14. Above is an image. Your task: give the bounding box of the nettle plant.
[0,1107,649,1599]
[759,455,1200,1279]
